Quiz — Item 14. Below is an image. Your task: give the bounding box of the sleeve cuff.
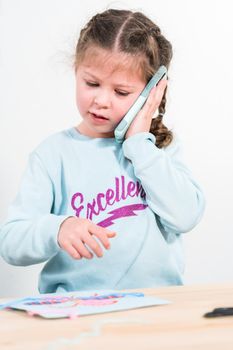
[38,214,71,256]
[122,132,161,170]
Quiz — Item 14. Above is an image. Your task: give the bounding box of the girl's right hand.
[57,217,116,260]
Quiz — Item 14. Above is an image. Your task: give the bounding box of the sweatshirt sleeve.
[0,152,70,266]
[122,132,205,234]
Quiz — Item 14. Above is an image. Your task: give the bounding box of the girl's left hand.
[125,79,167,140]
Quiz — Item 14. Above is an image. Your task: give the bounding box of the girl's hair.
[74,9,173,148]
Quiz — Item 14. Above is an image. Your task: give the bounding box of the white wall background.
[0,0,233,297]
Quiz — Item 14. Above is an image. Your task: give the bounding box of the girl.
[0,9,205,293]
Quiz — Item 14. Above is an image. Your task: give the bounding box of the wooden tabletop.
[0,283,233,350]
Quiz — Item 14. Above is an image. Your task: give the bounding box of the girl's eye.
[86,81,99,87]
[116,90,129,96]
[85,81,129,96]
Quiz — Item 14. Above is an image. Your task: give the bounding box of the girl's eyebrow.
[83,71,99,79]
[83,71,136,89]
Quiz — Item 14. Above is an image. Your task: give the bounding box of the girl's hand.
[125,79,167,140]
[58,217,116,260]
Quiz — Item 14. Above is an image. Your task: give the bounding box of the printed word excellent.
[71,175,146,220]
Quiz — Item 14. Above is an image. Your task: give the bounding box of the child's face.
[75,48,146,138]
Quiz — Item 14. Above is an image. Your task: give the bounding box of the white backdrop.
[0,0,233,297]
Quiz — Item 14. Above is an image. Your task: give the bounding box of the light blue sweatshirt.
[0,128,205,293]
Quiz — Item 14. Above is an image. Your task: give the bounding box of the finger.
[84,235,103,257]
[157,77,168,90]
[73,239,93,259]
[142,79,167,116]
[107,231,117,238]
[89,224,116,250]
[66,245,82,260]
[89,222,116,238]
[154,79,167,102]
[93,230,117,250]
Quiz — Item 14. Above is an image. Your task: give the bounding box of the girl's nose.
[94,91,111,108]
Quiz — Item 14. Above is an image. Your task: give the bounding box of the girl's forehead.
[78,47,146,82]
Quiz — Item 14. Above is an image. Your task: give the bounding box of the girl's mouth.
[90,112,109,123]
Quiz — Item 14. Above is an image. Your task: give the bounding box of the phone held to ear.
[114,65,167,143]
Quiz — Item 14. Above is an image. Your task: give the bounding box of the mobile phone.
[114,65,167,143]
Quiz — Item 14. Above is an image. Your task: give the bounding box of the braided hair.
[74,9,173,148]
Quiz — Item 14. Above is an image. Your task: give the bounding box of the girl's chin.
[78,122,115,138]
